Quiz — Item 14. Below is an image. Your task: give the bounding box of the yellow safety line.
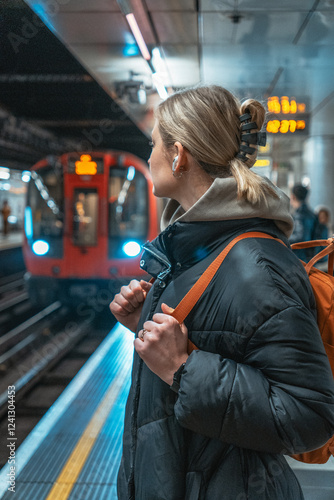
[46,363,130,500]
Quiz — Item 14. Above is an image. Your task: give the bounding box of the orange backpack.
[289,237,334,463]
[168,232,334,464]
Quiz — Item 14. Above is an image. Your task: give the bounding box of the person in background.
[1,200,11,236]
[110,85,334,500]
[289,183,318,261]
[314,206,332,269]
[315,206,332,239]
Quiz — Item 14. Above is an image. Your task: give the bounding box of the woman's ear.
[173,142,187,170]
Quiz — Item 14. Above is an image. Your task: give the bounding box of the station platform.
[0,232,25,278]
[0,323,133,500]
[0,321,333,500]
[0,232,23,251]
[285,455,334,500]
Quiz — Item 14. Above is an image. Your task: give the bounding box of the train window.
[73,189,98,246]
[26,165,63,258]
[108,167,148,258]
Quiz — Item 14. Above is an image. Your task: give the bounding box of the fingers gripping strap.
[171,232,284,326]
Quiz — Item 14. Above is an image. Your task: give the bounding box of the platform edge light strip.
[45,360,131,500]
[0,323,132,496]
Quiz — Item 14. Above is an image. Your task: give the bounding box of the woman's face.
[148,121,175,198]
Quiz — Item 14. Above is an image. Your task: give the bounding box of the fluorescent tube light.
[152,47,167,74]
[152,73,168,100]
[126,13,151,61]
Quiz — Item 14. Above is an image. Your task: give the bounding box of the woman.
[314,205,332,269]
[110,85,334,500]
[315,205,331,240]
[1,200,11,236]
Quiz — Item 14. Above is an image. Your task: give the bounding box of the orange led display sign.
[267,119,306,134]
[268,96,306,115]
[75,155,98,175]
[267,96,309,135]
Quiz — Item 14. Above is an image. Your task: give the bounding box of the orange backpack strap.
[291,237,334,275]
[169,231,285,353]
[290,239,330,249]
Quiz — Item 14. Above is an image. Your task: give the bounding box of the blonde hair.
[155,85,278,204]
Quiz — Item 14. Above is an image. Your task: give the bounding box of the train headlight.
[122,241,141,257]
[32,240,50,256]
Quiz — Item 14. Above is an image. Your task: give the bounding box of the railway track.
[0,272,35,336]
[0,301,65,374]
[0,272,25,295]
[0,289,115,468]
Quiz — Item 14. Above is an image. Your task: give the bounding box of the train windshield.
[109,166,148,257]
[26,164,63,257]
[73,189,98,246]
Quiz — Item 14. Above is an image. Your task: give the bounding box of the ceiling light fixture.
[151,47,169,99]
[125,13,151,61]
[117,1,169,99]
[152,47,167,74]
[117,0,151,60]
[152,73,168,100]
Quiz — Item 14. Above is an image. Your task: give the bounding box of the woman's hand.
[109,279,152,333]
[134,303,189,385]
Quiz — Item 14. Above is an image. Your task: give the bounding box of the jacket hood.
[161,177,294,238]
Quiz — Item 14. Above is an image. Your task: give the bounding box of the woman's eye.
[149,141,154,148]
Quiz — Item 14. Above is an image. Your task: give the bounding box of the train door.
[73,188,98,247]
[65,179,105,279]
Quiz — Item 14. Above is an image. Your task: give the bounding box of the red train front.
[23,151,160,304]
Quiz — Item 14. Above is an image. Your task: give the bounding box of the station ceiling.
[0,0,333,170]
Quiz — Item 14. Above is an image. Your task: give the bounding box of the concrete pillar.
[302,94,334,231]
[303,136,334,231]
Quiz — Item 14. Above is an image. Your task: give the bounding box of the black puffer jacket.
[117,218,334,500]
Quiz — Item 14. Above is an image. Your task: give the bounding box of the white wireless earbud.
[172,156,179,172]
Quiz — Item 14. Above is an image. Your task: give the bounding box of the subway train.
[23,151,161,305]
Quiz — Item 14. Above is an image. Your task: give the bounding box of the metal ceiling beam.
[28,120,134,127]
[0,138,47,157]
[0,74,93,83]
[0,106,81,156]
[293,0,321,45]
